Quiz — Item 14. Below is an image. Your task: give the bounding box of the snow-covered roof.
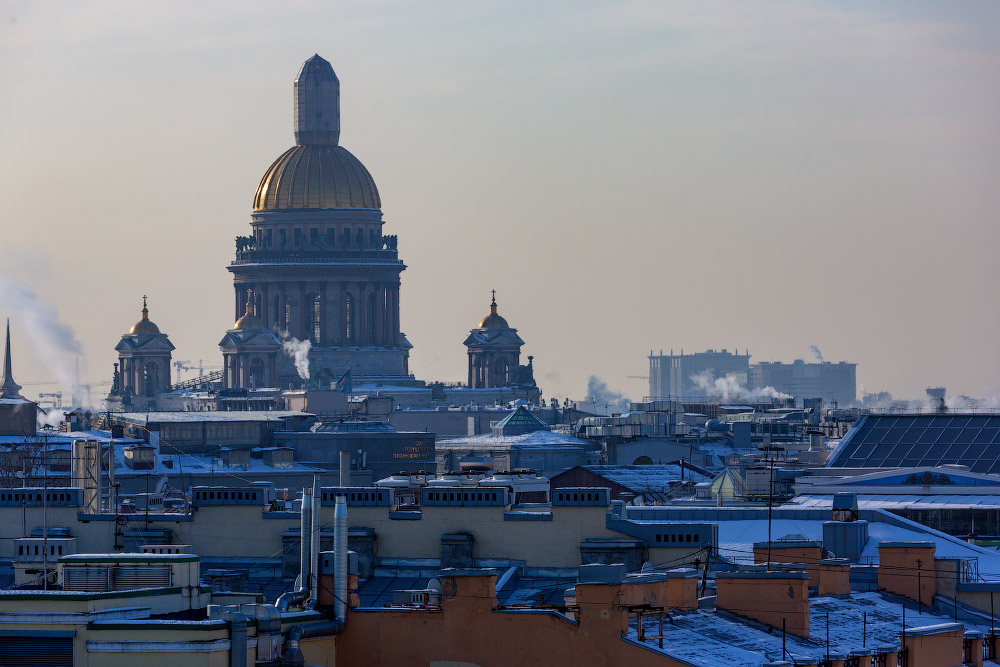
[579,465,711,488]
[631,591,990,667]
[119,411,309,424]
[787,494,1000,511]
[438,430,589,449]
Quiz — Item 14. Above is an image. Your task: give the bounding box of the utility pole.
[916,559,923,614]
[766,456,775,569]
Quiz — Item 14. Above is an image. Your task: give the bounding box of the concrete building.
[750,359,857,405]
[648,349,751,397]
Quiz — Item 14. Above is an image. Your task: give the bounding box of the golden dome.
[234,291,265,329]
[130,297,161,335]
[478,293,509,329]
[253,145,381,211]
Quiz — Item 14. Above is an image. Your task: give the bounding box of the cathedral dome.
[478,294,509,329]
[130,298,161,335]
[234,292,265,330]
[253,145,381,211]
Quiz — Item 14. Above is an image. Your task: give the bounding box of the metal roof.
[827,414,1000,472]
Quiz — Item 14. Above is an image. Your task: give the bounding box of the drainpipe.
[335,494,348,622]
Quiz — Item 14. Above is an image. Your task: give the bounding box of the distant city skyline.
[1,1,998,405]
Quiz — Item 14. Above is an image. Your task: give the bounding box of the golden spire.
[130,295,161,334]
[234,289,264,329]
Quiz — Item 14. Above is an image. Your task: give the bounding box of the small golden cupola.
[478,291,510,329]
[130,296,162,335]
[234,290,265,329]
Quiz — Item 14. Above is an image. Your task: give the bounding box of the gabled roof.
[219,328,282,349]
[115,333,176,353]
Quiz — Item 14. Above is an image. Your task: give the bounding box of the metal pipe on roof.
[310,476,320,606]
[334,494,348,622]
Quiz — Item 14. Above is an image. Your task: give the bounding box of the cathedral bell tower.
[464,292,529,389]
[219,290,282,389]
[113,297,175,407]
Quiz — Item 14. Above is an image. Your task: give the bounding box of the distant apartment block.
[647,349,750,397]
[750,359,857,406]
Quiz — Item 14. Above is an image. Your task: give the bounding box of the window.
[309,228,319,246]
[344,294,353,342]
[311,294,322,344]
[285,303,291,332]
[327,227,335,246]
[366,293,375,342]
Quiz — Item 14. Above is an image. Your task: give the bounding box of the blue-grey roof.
[827,413,1000,472]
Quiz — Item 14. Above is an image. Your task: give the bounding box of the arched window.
[311,294,322,344]
[144,361,160,396]
[249,357,265,388]
[345,293,353,342]
[366,293,375,343]
[492,357,508,387]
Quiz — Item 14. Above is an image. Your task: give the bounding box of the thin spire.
[2,319,23,399]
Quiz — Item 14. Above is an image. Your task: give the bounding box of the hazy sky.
[1,0,998,405]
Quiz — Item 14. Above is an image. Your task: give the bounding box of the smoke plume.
[586,375,631,413]
[0,275,86,394]
[281,335,311,380]
[689,370,792,402]
[809,345,824,362]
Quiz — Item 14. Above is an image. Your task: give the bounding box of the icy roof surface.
[632,592,990,667]
[438,430,588,448]
[119,411,309,424]
[581,465,712,487]
[788,494,1000,511]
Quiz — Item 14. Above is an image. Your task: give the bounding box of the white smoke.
[690,370,792,402]
[38,408,66,429]
[586,375,630,413]
[281,335,311,380]
[0,275,86,394]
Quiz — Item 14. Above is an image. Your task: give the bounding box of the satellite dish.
[426,578,442,593]
[154,476,169,495]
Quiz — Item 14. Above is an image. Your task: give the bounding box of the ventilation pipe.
[275,485,312,611]
[334,494,348,621]
[281,620,344,666]
[339,450,351,487]
[310,476,320,606]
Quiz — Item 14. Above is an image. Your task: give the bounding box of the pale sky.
[0,0,998,405]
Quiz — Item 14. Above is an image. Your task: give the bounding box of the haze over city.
[1,0,998,404]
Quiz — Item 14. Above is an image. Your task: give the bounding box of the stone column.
[390,284,400,346]
[374,283,384,345]
[297,282,308,341]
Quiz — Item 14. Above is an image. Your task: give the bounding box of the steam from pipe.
[689,370,792,402]
[809,345,824,362]
[281,334,311,380]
